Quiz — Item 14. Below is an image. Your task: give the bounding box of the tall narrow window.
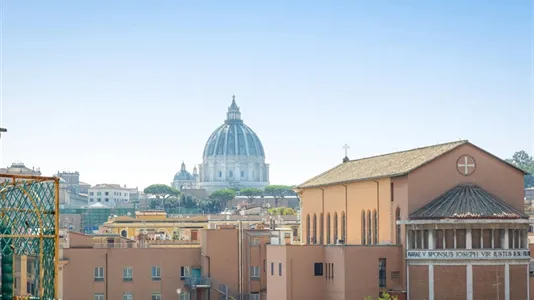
[326,213,331,244]
[390,182,395,202]
[319,213,324,244]
[395,208,401,245]
[334,212,338,243]
[306,214,310,244]
[373,210,378,244]
[367,210,371,245]
[361,210,366,245]
[312,214,317,244]
[378,258,387,288]
[341,211,346,241]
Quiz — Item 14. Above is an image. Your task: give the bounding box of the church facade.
[266,140,530,300]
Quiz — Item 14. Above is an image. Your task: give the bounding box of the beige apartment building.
[60,224,278,300]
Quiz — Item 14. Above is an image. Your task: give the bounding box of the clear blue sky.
[1,0,532,189]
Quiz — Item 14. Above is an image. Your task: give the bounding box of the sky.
[1,0,532,190]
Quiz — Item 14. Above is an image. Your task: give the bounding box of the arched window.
[312,214,317,244]
[326,213,331,244]
[320,213,324,244]
[306,214,310,244]
[334,212,339,243]
[367,210,371,245]
[396,208,401,245]
[341,211,346,241]
[361,210,366,245]
[373,210,378,244]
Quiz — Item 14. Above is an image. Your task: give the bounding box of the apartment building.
[60,224,274,300]
[89,184,131,206]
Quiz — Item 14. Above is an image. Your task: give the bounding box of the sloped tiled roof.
[298,140,468,188]
[410,184,528,220]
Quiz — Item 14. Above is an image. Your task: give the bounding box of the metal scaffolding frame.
[0,174,59,300]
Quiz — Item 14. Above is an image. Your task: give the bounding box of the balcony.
[184,276,211,289]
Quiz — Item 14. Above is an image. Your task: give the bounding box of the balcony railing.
[184,276,211,289]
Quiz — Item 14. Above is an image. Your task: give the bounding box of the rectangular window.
[105,192,109,196]
[97,192,101,196]
[250,238,259,245]
[229,171,233,177]
[105,198,109,202]
[94,266,104,281]
[218,171,222,177]
[241,171,245,177]
[249,293,260,300]
[123,293,133,300]
[271,262,274,275]
[94,294,104,300]
[97,198,101,202]
[152,294,161,300]
[263,260,266,272]
[378,258,386,288]
[278,263,282,276]
[123,266,133,281]
[152,266,161,280]
[179,293,191,300]
[314,263,323,276]
[180,266,190,279]
[90,192,94,196]
[250,266,260,278]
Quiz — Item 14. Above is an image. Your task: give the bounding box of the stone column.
[235,163,241,182]
[248,163,254,182]
[406,229,410,250]
[428,230,435,250]
[466,264,473,300]
[503,229,509,249]
[504,263,510,300]
[429,264,434,300]
[466,228,472,249]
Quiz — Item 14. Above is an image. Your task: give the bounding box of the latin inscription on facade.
[406,250,530,260]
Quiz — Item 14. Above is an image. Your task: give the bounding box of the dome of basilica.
[203,95,265,158]
[174,162,194,181]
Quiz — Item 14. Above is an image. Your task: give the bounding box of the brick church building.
[267,140,530,300]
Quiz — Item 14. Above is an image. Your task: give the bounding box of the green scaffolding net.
[0,176,58,300]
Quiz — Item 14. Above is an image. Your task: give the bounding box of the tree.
[264,185,295,207]
[505,150,534,188]
[364,293,398,300]
[144,184,181,208]
[209,189,236,211]
[240,188,262,203]
[268,207,296,216]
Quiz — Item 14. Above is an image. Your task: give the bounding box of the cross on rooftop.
[343,144,350,157]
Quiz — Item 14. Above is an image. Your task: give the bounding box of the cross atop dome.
[226,94,242,122]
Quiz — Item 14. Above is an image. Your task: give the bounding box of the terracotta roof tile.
[409,184,528,220]
[298,140,468,188]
